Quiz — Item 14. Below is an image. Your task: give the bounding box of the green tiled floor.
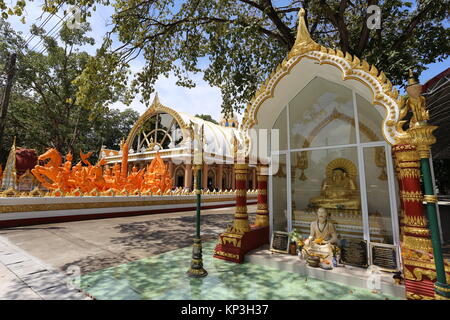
[79,242,399,300]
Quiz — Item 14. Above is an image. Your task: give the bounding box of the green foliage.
[289,229,303,244]
[0,20,138,164]
[194,114,218,124]
[56,0,449,115]
[2,1,449,116]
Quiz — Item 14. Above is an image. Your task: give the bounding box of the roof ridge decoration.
[151,92,161,107]
[289,8,321,58]
[126,93,190,146]
[242,7,404,150]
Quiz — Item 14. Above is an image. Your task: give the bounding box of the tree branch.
[317,0,350,53]
[260,0,295,48]
[356,0,377,55]
[392,1,435,50]
[131,14,290,48]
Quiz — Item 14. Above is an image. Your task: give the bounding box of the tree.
[195,114,218,124]
[3,1,450,115]
[0,20,138,164]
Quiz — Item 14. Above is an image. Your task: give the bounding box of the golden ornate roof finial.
[12,136,16,150]
[149,92,160,109]
[232,134,238,158]
[408,69,419,86]
[290,8,319,57]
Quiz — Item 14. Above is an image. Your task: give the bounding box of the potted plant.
[289,230,302,255]
[332,245,341,267]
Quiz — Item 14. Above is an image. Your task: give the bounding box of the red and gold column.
[392,151,405,241]
[214,161,269,263]
[255,164,269,227]
[393,144,443,300]
[233,163,250,233]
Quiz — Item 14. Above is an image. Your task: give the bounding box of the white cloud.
[110,71,224,122]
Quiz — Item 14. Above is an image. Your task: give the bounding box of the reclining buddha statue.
[309,158,360,210]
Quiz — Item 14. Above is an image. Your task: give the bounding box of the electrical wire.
[30,11,72,53]
[22,3,64,50]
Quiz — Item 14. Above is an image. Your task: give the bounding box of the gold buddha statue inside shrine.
[310,158,360,210]
[302,207,338,259]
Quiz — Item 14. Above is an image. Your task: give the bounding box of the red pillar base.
[213,225,269,263]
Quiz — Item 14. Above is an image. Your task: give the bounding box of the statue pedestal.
[214,225,269,263]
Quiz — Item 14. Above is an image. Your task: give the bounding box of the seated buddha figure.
[302,207,338,259]
[310,167,360,209]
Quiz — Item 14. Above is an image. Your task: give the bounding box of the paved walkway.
[0,236,91,300]
[0,205,252,299]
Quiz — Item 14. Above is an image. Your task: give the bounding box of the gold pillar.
[255,164,269,227]
[217,164,223,190]
[233,163,250,233]
[184,164,192,190]
[168,161,174,187]
[202,163,208,190]
[231,166,236,190]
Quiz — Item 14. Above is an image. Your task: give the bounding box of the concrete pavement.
[0,205,254,299]
[0,236,91,300]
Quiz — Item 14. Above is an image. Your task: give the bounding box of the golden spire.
[11,136,16,150]
[290,8,319,57]
[153,92,160,104]
[407,69,419,86]
[149,92,160,109]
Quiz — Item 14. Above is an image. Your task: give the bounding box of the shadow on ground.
[62,213,241,274]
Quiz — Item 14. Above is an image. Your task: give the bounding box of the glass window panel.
[272,154,288,232]
[272,106,287,152]
[291,147,364,241]
[364,146,394,244]
[289,77,356,149]
[356,94,385,143]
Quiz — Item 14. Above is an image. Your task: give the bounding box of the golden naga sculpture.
[310,158,360,210]
[406,69,429,127]
[397,70,431,135]
[31,145,172,195]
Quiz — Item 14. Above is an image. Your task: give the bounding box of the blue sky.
[7,1,449,122]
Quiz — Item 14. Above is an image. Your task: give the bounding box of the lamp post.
[407,70,450,299]
[187,123,207,278]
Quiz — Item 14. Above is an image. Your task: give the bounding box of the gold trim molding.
[398,168,420,180]
[404,215,428,227]
[400,191,423,203]
[0,196,243,214]
[406,292,434,300]
[403,226,430,237]
[241,8,403,154]
[125,94,190,148]
[423,195,438,204]
[214,250,239,260]
[403,235,433,252]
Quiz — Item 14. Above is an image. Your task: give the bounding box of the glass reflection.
[272,154,287,232]
[291,147,364,241]
[289,77,356,149]
[364,146,393,244]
